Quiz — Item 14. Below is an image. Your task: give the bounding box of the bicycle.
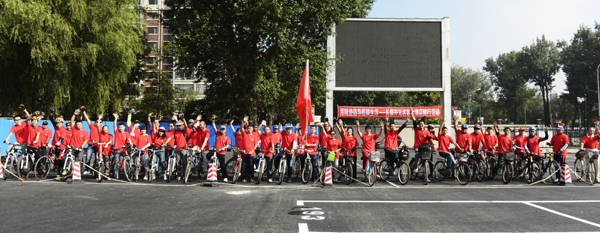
[254,150,273,184]
[409,149,435,183]
[468,149,486,182]
[584,149,599,185]
[3,143,23,180]
[301,149,315,184]
[184,146,202,184]
[146,148,161,183]
[121,145,137,182]
[275,149,293,185]
[514,151,542,183]
[501,150,516,184]
[485,148,498,179]
[225,148,244,184]
[541,152,560,184]
[58,146,82,182]
[34,139,66,180]
[90,142,109,182]
[165,147,179,183]
[434,151,470,185]
[574,150,586,182]
[379,144,411,185]
[339,148,356,185]
[17,143,36,179]
[362,149,383,186]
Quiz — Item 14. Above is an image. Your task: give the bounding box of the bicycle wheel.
[514,159,525,179]
[434,161,447,181]
[61,158,72,182]
[278,158,286,185]
[397,162,410,185]
[17,157,28,179]
[378,160,391,181]
[587,161,597,185]
[166,159,173,183]
[486,158,497,179]
[456,163,470,185]
[293,157,302,179]
[502,162,513,184]
[181,160,191,184]
[593,160,599,185]
[549,161,560,184]
[301,160,312,184]
[527,162,542,183]
[123,158,133,182]
[345,161,353,185]
[197,158,206,179]
[574,159,584,181]
[424,162,430,185]
[225,158,236,180]
[232,160,241,184]
[34,157,51,180]
[408,158,417,180]
[3,156,14,180]
[95,159,103,182]
[475,160,485,181]
[256,160,265,184]
[367,163,376,186]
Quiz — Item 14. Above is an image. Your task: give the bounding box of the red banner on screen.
[337,106,442,118]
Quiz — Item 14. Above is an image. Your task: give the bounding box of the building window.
[147,27,157,35]
[176,84,194,90]
[176,71,193,80]
[164,27,172,35]
[149,0,157,5]
[163,57,174,65]
[147,42,157,48]
[147,13,158,20]
[146,57,156,65]
[195,84,206,94]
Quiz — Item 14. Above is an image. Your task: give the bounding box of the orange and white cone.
[323,167,333,187]
[72,163,82,183]
[561,165,572,183]
[207,164,218,182]
[0,164,4,181]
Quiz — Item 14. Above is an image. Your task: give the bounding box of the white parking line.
[523,202,600,228]
[296,199,600,206]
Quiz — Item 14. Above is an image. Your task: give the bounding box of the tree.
[0,0,145,116]
[484,51,529,122]
[559,23,600,126]
[136,70,177,120]
[164,0,373,123]
[451,66,493,123]
[519,35,561,126]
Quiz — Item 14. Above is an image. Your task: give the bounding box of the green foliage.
[0,0,145,117]
[519,35,561,126]
[559,23,600,126]
[136,70,177,121]
[163,0,373,124]
[451,66,493,123]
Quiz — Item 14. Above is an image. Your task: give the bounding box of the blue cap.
[129,109,135,114]
[529,126,536,131]
[461,124,468,129]
[556,126,564,130]
[285,123,293,128]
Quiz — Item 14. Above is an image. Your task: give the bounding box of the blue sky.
[368,0,600,94]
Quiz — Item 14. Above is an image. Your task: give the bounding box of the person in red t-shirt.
[427,124,438,148]
[112,113,133,180]
[134,126,152,180]
[382,117,408,171]
[550,125,569,185]
[337,120,359,179]
[165,122,176,157]
[453,117,473,155]
[438,118,462,177]
[325,130,342,180]
[470,125,486,154]
[279,123,298,182]
[83,108,102,174]
[409,108,433,156]
[580,125,600,182]
[492,121,515,176]
[187,119,198,148]
[317,118,333,169]
[24,115,42,163]
[513,128,528,159]
[191,115,211,151]
[151,126,171,180]
[38,121,53,158]
[98,126,113,176]
[257,120,276,182]
[69,110,90,169]
[304,125,320,181]
[211,119,231,182]
[483,127,498,158]
[356,120,384,169]
[4,113,28,145]
[240,117,260,182]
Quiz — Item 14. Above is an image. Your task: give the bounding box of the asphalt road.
[2,152,600,232]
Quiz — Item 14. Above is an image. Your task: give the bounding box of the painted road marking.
[523,202,600,228]
[296,200,600,206]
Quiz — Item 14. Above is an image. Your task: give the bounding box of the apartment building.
[139,0,206,97]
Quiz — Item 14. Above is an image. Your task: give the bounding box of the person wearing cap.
[257,120,276,183]
[192,115,211,152]
[513,127,528,159]
[337,119,359,180]
[280,123,299,182]
[240,116,260,182]
[37,120,53,160]
[453,116,473,155]
[580,125,600,183]
[82,107,102,175]
[3,104,29,145]
[133,125,152,180]
[173,117,193,180]
[113,113,134,180]
[126,109,141,138]
[49,108,69,175]
[483,126,499,159]
[271,124,282,166]
[549,125,569,185]
[493,121,516,177]
[523,126,549,164]
[24,113,43,166]
[470,124,486,157]
[151,125,171,180]
[210,118,231,182]
[187,118,198,148]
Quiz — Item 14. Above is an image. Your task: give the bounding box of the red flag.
[297,60,314,135]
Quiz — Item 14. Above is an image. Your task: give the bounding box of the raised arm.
[376,121,384,137]
[113,113,119,130]
[493,121,499,136]
[127,109,133,127]
[83,107,92,126]
[71,108,80,125]
[398,119,408,133]
[257,120,266,136]
[335,118,344,135]
[355,120,363,138]
[409,107,416,121]
[453,115,459,131]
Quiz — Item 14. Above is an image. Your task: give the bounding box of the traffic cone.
[70,162,83,184]
[0,165,4,182]
[203,163,219,187]
[560,164,572,185]
[323,167,333,188]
